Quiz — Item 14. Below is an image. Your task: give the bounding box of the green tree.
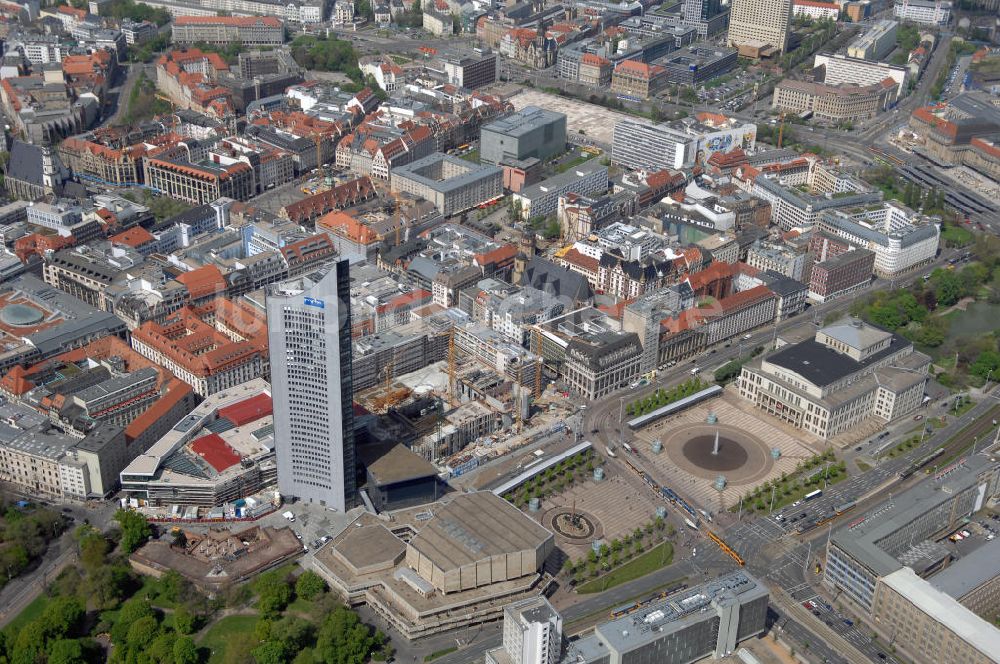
[114,509,151,553]
[174,606,197,635]
[38,596,85,640]
[112,599,156,644]
[252,641,288,664]
[47,639,85,664]
[314,606,379,664]
[173,636,199,664]
[126,615,161,650]
[295,570,327,600]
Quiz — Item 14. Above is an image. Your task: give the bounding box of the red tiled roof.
[176,265,226,300]
[217,393,272,426]
[475,244,517,267]
[125,379,194,442]
[191,433,241,472]
[110,226,155,248]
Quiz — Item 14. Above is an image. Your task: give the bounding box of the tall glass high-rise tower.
[266,260,356,511]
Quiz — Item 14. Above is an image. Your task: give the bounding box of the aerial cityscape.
[0,0,998,662]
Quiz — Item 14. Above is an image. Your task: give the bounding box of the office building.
[119,379,275,507]
[613,114,757,171]
[847,20,899,60]
[121,19,157,45]
[772,78,898,122]
[823,454,1000,663]
[611,60,667,100]
[480,107,567,166]
[660,46,738,85]
[893,0,951,25]
[563,330,642,400]
[391,153,503,216]
[442,49,498,89]
[485,597,562,664]
[808,244,875,302]
[745,175,883,230]
[874,569,1000,664]
[171,16,284,46]
[928,539,1000,621]
[562,571,769,663]
[512,160,608,220]
[727,0,793,53]
[266,262,356,512]
[739,319,930,439]
[814,53,908,103]
[817,204,939,278]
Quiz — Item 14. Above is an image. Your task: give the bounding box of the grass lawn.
[199,614,258,664]
[576,542,674,594]
[285,597,315,616]
[389,54,411,64]
[424,646,458,661]
[459,149,479,163]
[856,460,872,472]
[554,153,590,174]
[2,595,50,638]
[941,225,974,247]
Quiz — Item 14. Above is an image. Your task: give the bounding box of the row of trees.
[0,499,67,591]
[503,449,596,507]
[564,516,673,585]
[626,377,707,417]
[736,450,838,513]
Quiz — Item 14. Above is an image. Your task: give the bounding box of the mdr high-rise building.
[266,261,356,511]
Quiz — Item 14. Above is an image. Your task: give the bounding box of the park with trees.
[0,512,392,664]
[850,234,1000,389]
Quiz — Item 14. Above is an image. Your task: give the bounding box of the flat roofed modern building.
[391,152,503,216]
[929,538,1000,621]
[738,319,930,439]
[563,571,769,663]
[874,564,1000,664]
[266,261,356,512]
[485,597,563,664]
[480,107,567,166]
[404,491,555,594]
[727,0,793,53]
[824,454,1000,614]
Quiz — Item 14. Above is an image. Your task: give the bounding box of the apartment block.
[171,16,284,46]
[391,153,503,216]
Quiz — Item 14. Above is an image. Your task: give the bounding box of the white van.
[690,367,701,375]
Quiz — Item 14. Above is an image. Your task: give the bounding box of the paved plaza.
[508,89,652,146]
[533,469,661,561]
[632,392,822,513]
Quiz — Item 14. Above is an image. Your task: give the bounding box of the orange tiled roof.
[110,226,155,248]
[176,265,227,300]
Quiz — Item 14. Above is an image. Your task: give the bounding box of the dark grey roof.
[7,141,43,187]
[766,332,910,388]
[762,274,807,296]
[517,255,593,304]
[930,539,1000,599]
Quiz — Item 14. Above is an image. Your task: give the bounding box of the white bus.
[803,489,823,502]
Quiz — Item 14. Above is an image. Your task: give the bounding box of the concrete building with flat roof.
[119,379,276,506]
[480,107,567,166]
[391,153,503,216]
[824,453,1000,614]
[929,538,1000,621]
[561,571,769,663]
[486,597,562,664]
[814,53,909,103]
[738,319,930,439]
[405,491,554,594]
[659,46,738,85]
[727,0,792,53]
[847,20,899,60]
[512,160,608,220]
[874,567,1000,664]
[312,491,556,639]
